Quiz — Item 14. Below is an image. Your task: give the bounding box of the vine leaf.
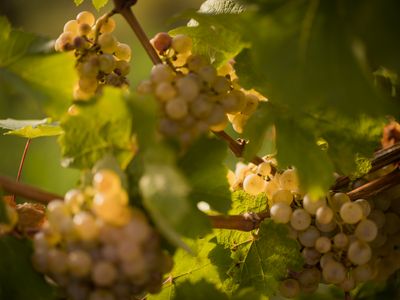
[0,118,62,138]
[0,236,57,300]
[58,88,134,169]
[0,17,77,117]
[217,219,303,297]
[198,0,245,14]
[178,137,231,214]
[92,0,108,10]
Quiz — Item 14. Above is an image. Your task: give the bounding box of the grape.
[187,55,207,72]
[98,17,116,34]
[257,161,272,177]
[368,210,386,228]
[264,179,280,200]
[243,174,266,195]
[272,189,293,205]
[93,170,121,195]
[340,202,363,224]
[165,98,188,120]
[322,260,346,284]
[315,206,334,224]
[68,250,92,277]
[320,252,335,269]
[339,275,356,292]
[115,43,131,61]
[151,32,172,52]
[279,279,300,298]
[299,226,320,247]
[331,192,350,211]
[79,77,98,93]
[355,199,371,217]
[98,54,116,73]
[316,219,337,233]
[76,11,95,26]
[298,268,321,292]
[48,248,69,274]
[137,80,153,94]
[98,33,118,53]
[333,232,349,249]
[198,65,217,84]
[355,219,378,242]
[270,203,292,224]
[369,232,387,248]
[73,211,99,241]
[348,240,372,265]
[171,34,192,53]
[32,250,48,273]
[315,236,332,253]
[114,60,130,77]
[302,247,321,265]
[279,169,299,192]
[190,97,213,118]
[176,76,200,100]
[303,194,326,215]
[290,208,311,231]
[221,93,244,114]
[78,23,92,36]
[92,261,117,286]
[353,264,373,283]
[155,82,176,102]
[212,76,231,94]
[207,106,228,131]
[151,64,174,83]
[63,20,78,34]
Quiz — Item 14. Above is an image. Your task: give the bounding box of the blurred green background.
[0,0,202,196]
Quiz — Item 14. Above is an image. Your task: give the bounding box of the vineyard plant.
[1,0,400,299]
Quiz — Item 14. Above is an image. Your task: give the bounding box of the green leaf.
[0,118,62,138]
[0,236,56,300]
[178,137,231,213]
[92,0,108,10]
[218,219,303,297]
[170,2,247,67]
[173,280,228,300]
[0,17,77,117]
[235,2,395,117]
[74,0,84,5]
[58,88,134,169]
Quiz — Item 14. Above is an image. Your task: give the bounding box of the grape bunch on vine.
[0,0,400,300]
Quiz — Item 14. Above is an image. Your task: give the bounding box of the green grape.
[315,205,334,224]
[98,16,116,34]
[114,60,130,76]
[115,43,131,61]
[298,268,321,293]
[298,226,320,247]
[348,240,372,265]
[212,76,230,94]
[78,23,92,36]
[339,274,356,292]
[48,248,69,274]
[331,192,350,211]
[340,202,363,224]
[355,219,378,242]
[98,54,116,74]
[68,250,92,277]
[272,189,293,205]
[243,174,266,196]
[76,11,95,27]
[333,232,349,249]
[117,240,141,262]
[322,260,346,284]
[290,208,311,231]
[279,279,300,298]
[171,34,192,54]
[73,211,99,241]
[190,96,213,119]
[176,76,200,101]
[155,82,176,102]
[355,199,371,217]
[270,202,292,224]
[165,98,188,120]
[315,236,332,253]
[316,219,337,233]
[98,33,118,54]
[207,105,228,131]
[198,65,217,84]
[368,209,386,228]
[302,247,321,265]
[320,252,335,269]
[63,20,78,34]
[303,194,326,215]
[92,261,117,286]
[151,64,174,83]
[93,170,121,195]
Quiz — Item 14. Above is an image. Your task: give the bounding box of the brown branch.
[209,211,269,231]
[333,142,400,190]
[0,175,62,204]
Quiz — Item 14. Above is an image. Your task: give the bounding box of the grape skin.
[279,279,300,298]
[348,240,372,265]
[290,208,311,231]
[355,219,378,242]
[243,174,266,196]
[340,202,363,224]
[270,203,292,224]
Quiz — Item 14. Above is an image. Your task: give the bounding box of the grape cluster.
[229,160,400,297]
[32,170,172,300]
[137,32,263,145]
[55,11,132,101]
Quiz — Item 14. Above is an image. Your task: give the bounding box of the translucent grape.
[272,189,293,205]
[279,279,300,299]
[331,193,350,211]
[290,208,311,231]
[243,174,266,196]
[73,211,99,241]
[98,54,116,73]
[93,170,121,195]
[348,240,372,265]
[315,236,332,253]
[76,11,95,27]
[98,17,116,34]
[355,219,378,242]
[333,232,349,249]
[98,33,118,54]
[63,20,78,34]
[303,194,326,215]
[48,248,68,274]
[212,76,231,94]
[298,268,321,293]
[114,60,130,76]
[115,43,131,61]
[340,202,363,224]
[355,199,371,217]
[176,76,200,100]
[315,206,334,224]
[92,261,117,286]
[151,64,174,83]
[270,203,292,224]
[68,250,92,277]
[322,260,346,284]
[165,98,188,120]
[298,226,320,247]
[171,34,192,54]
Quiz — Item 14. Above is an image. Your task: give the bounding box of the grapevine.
[0,0,400,300]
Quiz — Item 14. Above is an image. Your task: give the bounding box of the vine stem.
[112,0,264,164]
[11,139,31,203]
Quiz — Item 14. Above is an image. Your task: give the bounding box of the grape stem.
[112,0,265,165]
[11,139,31,204]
